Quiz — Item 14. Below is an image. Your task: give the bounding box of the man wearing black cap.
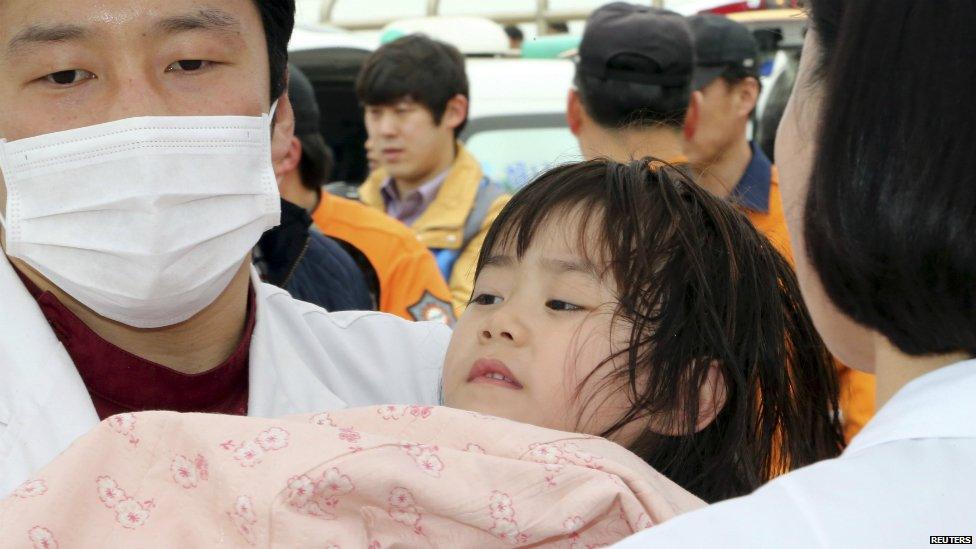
[683,14,785,250]
[567,2,698,162]
[684,14,876,442]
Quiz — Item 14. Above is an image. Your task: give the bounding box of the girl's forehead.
[485,213,614,285]
[492,210,598,261]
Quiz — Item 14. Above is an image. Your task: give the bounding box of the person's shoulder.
[613,465,829,548]
[302,231,356,272]
[616,438,976,549]
[259,283,451,336]
[260,279,446,334]
[251,276,447,406]
[472,180,511,233]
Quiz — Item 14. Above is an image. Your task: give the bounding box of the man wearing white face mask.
[0,0,450,497]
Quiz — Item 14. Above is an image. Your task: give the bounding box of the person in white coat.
[614,1,976,547]
[0,0,450,497]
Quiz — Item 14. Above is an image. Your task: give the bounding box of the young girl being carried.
[0,159,844,548]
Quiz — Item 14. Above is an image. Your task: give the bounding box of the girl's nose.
[479,306,528,346]
[481,328,515,341]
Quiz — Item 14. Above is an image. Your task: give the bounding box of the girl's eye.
[44,69,96,86]
[471,293,502,306]
[546,300,584,312]
[165,60,211,73]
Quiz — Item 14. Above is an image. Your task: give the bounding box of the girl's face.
[442,212,637,442]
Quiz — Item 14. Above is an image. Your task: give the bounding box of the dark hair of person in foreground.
[476,159,845,502]
[253,0,295,100]
[805,0,976,359]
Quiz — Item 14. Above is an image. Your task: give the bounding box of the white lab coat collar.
[845,358,976,455]
[0,256,347,495]
[0,254,100,493]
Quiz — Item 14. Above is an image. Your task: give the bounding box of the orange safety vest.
[312,194,455,326]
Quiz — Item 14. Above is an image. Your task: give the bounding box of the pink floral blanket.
[0,406,705,548]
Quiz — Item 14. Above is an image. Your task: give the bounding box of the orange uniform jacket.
[312,194,455,325]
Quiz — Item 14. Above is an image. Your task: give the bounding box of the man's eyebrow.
[7,24,87,54]
[155,8,242,35]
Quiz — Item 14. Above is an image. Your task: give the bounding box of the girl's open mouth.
[467,358,524,390]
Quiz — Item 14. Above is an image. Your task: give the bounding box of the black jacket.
[254,199,373,312]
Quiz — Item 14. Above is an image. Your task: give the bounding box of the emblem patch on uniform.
[408,291,456,326]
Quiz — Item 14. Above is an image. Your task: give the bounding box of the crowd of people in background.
[0,0,973,547]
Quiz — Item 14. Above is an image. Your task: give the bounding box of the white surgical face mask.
[0,105,281,328]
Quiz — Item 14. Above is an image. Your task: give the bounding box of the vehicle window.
[465,127,581,192]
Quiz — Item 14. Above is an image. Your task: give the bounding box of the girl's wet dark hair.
[476,159,844,502]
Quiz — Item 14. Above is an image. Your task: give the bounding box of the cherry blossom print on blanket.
[0,407,706,547]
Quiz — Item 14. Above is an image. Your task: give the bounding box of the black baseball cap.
[577,2,694,88]
[287,64,321,137]
[687,14,759,90]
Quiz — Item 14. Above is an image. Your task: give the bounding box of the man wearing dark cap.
[683,14,787,253]
[566,2,697,162]
[684,14,876,442]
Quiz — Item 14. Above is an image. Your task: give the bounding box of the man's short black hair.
[504,25,524,42]
[253,0,295,101]
[574,62,691,130]
[718,63,759,86]
[356,34,469,136]
[718,64,761,118]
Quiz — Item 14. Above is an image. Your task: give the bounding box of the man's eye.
[471,293,502,306]
[165,60,210,72]
[44,69,96,86]
[546,300,583,312]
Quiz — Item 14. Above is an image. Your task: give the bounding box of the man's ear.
[683,90,703,142]
[271,92,297,167]
[566,89,583,136]
[273,137,303,180]
[736,77,761,118]
[441,94,469,132]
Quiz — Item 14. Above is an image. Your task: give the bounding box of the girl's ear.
[641,359,727,436]
[693,359,728,433]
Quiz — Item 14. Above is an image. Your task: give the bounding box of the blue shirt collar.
[730,141,772,213]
